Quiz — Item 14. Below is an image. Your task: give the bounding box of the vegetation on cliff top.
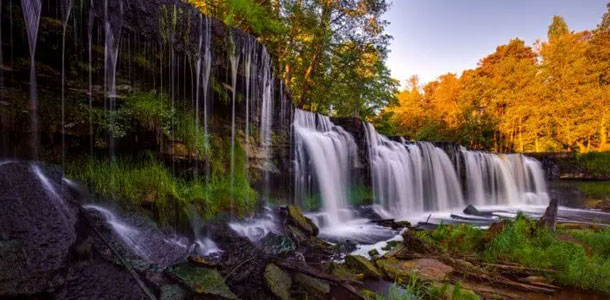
[187,0,399,119]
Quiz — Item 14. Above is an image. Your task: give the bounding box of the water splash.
[83,204,150,260]
[229,210,279,242]
[186,206,222,257]
[293,109,357,225]
[21,0,42,158]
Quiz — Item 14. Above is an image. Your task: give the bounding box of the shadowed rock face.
[0,162,146,299]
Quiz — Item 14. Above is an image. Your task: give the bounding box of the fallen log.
[274,260,364,300]
[482,263,557,274]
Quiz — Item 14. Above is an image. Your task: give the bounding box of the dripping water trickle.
[20,0,42,159]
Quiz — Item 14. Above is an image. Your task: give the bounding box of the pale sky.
[385,0,609,87]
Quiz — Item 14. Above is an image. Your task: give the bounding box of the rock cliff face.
[0,0,294,199]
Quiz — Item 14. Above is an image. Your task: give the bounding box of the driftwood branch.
[274,260,364,300]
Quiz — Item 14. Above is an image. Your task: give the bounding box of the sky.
[385,0,609,87]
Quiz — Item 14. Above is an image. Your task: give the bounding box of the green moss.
[67,154,257,224]
[167,263,237,299]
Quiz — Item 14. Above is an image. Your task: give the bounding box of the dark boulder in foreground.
[0,162,147,299]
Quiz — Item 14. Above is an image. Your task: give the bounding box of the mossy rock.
[381,240,401,251]
[264,264,292,300]
[345,255,382,279]
[431,283,480,300]
[376,258,453,282]
[286,205,319,236]
[167,263,238,300]
[368,248,380,257]
[293,272,330,298]
[330,262,363,281]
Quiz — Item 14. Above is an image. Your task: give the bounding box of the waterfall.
[293,109,356,225]
[31,164,73,227]
[21,0,42,159]
[461,149,549,206]
[244,37,255,157]
[88,0,94,155]
[229,36,241,212]
[365,123,464,218]
[259,47,274,202]
[83,204,150,260]
[103,0,122,159]
[60,0,73,165]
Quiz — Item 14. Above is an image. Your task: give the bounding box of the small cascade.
[365,123,464,218]
[229,208,279,242]
[87,0,94,155]
[244,37,255,157]
[60,0,73,165]
[20,0,42,159]
[259,47,274,202]
[83,204,150,260]
[201,15,211,156]
[31,164,71,221]
[186,207,222,257]
[293,109,357,226]
[229,36,241,211]
[103,0,122,159]
[461,149,549,206]
[194,14,203,176]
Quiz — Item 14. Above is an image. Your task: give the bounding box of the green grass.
[418,216,610,294]
[576,151,610,177]
[67,154,257,225]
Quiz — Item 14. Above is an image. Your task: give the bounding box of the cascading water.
[20,0,42,159]
[259,47,274,202]
[365,123,464,218]
[103,0,122,159]
[229,36,241,211]
[461,149,549,206]
[244,37,255,157]
[83,204,151,260]
[293,109,356,226]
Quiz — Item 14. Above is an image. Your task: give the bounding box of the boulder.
[264,264,292,300]
[463,204,482,216]
[294,272,331,297]
[167,263,238,300]
[377,258,453,282]
[345,255,383,279]
[285,205,319,236]
[368,248,380,257]
[329,263,363,281]
[401,230,434,255]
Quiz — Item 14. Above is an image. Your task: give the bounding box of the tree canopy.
[186,0,399,119]
[380,10,610,153]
